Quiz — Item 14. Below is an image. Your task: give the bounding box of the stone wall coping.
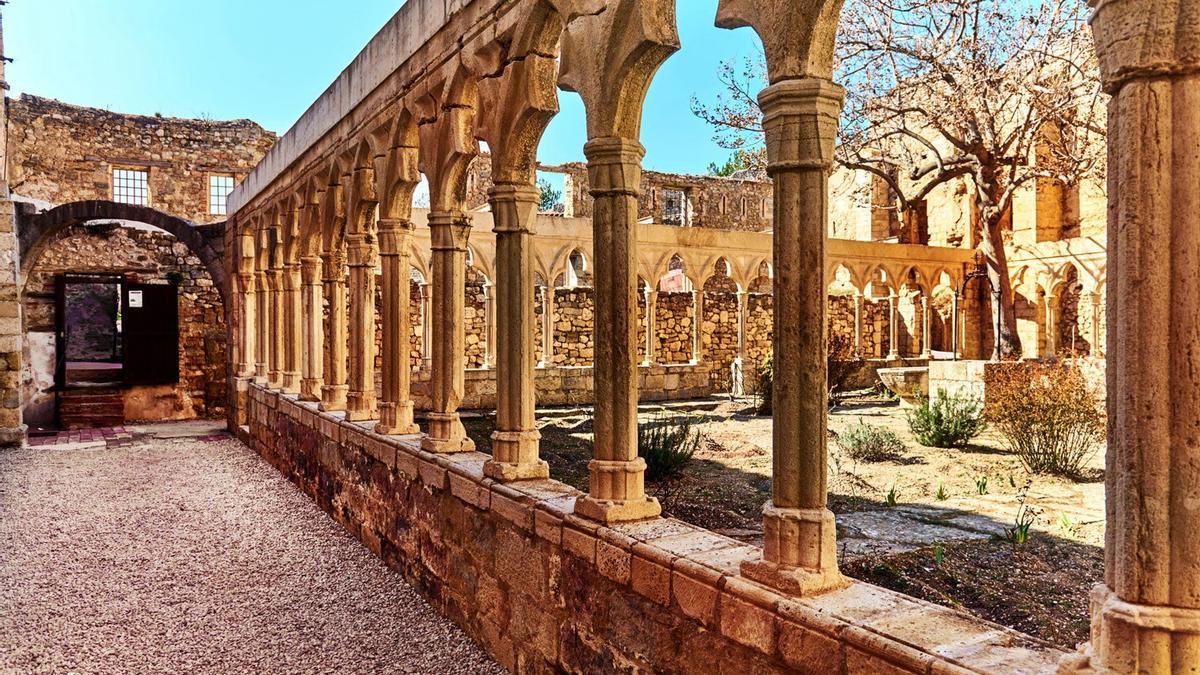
[249,383,1065,673]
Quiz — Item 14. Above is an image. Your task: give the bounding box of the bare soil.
[463,393,1105,649]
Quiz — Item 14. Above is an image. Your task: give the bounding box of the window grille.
[209,174,236,216]
[113,168,150,206]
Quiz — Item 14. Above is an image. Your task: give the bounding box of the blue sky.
[4,1,763,175]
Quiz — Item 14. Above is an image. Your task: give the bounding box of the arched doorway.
[17,200,228,431]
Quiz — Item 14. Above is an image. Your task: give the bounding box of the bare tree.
[693,0,1106,358]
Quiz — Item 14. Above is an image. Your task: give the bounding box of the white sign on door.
[128,290,144,308]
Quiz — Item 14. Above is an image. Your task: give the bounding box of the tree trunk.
[978,215,1022,359]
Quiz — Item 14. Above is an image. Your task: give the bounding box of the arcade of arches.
[0,0,1192,673]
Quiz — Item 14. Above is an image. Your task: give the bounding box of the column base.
[282,372,301,394]
[376,402,420,436]
[319,385,349,412]
[0,424,28,448]
[1058,584,1200,674]
[299,378,322,402]
[574,494,661,524]
[485,430,549,481]
[345,391,377,422]
[741,504,846,596]
[420,412,476,454]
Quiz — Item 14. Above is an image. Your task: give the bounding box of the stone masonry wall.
[550,288,593,367]
[22,223,225,425]
[245,385,1061,674]
[701,291,739,391]
[653,292,693,364]
[8,95,275,223]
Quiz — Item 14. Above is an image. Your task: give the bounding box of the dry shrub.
[755,332,863,416]
[987,362,1104,477]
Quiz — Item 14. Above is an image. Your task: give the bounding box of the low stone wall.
[243,384,1062,674]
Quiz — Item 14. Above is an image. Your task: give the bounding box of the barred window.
[209,174,236,216]
[113,168,149,206]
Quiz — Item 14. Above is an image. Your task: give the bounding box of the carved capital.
[378,228,414,256]
[716,0,844,82]
[345,235,378,268]
[300,257,323,285]
[1091,0,1200,93]
[428,211,472,252]
[489,184,540,235]
[759,78,845,175]
[584,137,646,197]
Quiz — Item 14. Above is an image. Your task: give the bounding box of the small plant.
[935,482,949,501]
[906,388,986,448]
[987,362,1105,477]
[1059,512,1078,537]
[1008,473,1017,488]
[836,419,906,462]
[884,482,899,507]
[933,544,945,567]
[638,415,701,482]
[975,476,989,495]
[996,480,1040,549]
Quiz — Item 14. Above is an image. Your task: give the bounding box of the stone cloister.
[218,0,1197,671]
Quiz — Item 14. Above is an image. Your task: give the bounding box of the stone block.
[595,538,632,586]
[631,554,671,606]
[719,590,777,655]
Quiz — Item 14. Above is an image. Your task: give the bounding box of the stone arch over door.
[17,200,227,301]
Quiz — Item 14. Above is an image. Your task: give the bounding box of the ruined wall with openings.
[653,292,694,364]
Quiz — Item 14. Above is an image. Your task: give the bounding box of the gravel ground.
[0,425,504,674]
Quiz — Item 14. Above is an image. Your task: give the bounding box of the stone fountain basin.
[877,366,929,406]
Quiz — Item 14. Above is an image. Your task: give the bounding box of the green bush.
[906,388,986,448]
[836,419,906,462]
[639,416,701,482]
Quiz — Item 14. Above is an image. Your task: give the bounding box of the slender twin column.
[852,292,864,359]
[319,251,349,411]
[484,185,548,480]
[420,212,475,454]
[692,288,704,363]
[345,235,378,422]
[237,271,257,378]
[644,289,658,365]
[376,220,419,435]
[282,263,303,394]
[886,292,900,360]
[1043,294,1058,358]
[950,294,961,360]
[736,291,748,359]
[573,137,660,524]
[267,268,285,388]
[919,294,932,359]
[254,269,269,383]
[740,78,847,595]
[1071,2,1200,670]
[541,285,556,367]
[299,257,324,401]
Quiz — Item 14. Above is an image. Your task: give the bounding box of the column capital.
[378,228,413,256]
[1090,0,1200,93]
[345,235,378,267]
[428,211,472,252]
[377,217,415,233]
[489,183,540,236]
[584,137,646,197]
[300,257,322,284]
[759,78,845,175]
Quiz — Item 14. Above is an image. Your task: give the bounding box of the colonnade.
[229,0,1200,670]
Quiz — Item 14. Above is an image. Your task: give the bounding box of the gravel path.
[0,424,504,674]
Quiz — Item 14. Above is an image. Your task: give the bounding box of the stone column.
[1088,291,1101,357]
[951,294,961,360]
[420,212,475,454]
[483,281,496,369]
[282,263,303,393]
[319,251,349,411]
[573,137,660,524]
[237,271,257,378]
[268,268,285,388]
[421,283,432,369]
[692,288,704,364]
[344,235,377,422]
[645,289,659,365]
[886,292,900,361]
[736,290,748,359]
[919,294,932,359]
[852,291,864,359]
[740,78,846,596]
[254,270,269,383]
[1043,294,1057,358]
[1070,4,1200,670]
[484,184,548,481]
[376,220,419,435]
[542,285,556,367]
[299,257,324,401]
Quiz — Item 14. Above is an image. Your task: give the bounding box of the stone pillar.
[1043,294,1058,358]
[421,283,432,369]
[319,251,348,411]
[1068,4,1200,670]
[736,290,748,358]
[345,235,378,422]
[484,184,548,481]
[282,264,302,393]
[268,268,284,388]
[1088,291,1101,357]
[919,293,932,359]
[950,293,961,360]
[237,271,257,378]
[645,289,659,365]
[573,137,660,524]
[886,292,900,361]
[692,288,704,364]
[852,291,864,359]
[420,212,475,454]
[376,220,419,435]
[740,78,846,596]
[254,270,269,384]
[299,257,324,401]
[541,285,555,367]
[483,281,496,369]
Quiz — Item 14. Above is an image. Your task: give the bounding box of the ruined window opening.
[209,174,236,216]
[662,188,689,226]
[113,168,149,206]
